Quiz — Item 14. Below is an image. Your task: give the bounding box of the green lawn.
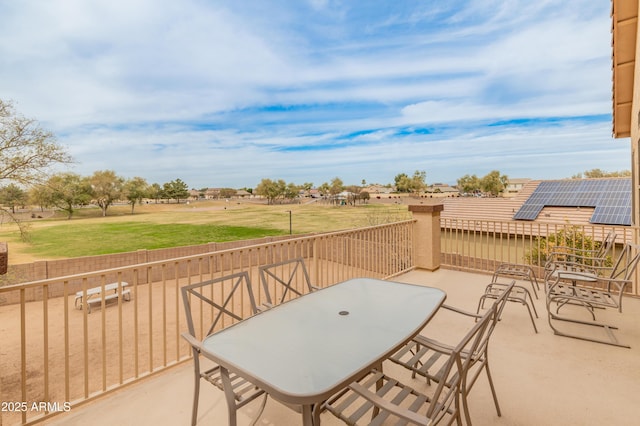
[24,222,288,257]
[0,199,412,261]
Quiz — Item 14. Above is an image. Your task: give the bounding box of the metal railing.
[0,220,414,425]
[440,218,638,295]
[2,216,639,425]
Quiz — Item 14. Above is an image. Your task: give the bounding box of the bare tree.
[0,99,72,185]
[0,99,73,239]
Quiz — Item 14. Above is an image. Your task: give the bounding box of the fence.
[440,218,638,295]
[0,220,414,425]
[2,215,639,425]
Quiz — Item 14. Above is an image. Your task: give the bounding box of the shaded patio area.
[46,268,640,426]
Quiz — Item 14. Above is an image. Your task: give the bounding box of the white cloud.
[0,1,624,189]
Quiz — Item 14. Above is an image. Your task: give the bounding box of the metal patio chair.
[258,257,319,310]
[387,281,515,425]
[491,262,540,298]
[477,281,538,333]
[476,264,539,333]
[545,243,640,347]
[320,286,506,426]
[181,272,264,426]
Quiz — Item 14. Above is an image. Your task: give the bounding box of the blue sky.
[0,0,629,189]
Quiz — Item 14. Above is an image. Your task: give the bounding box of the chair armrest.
[601,278,629,293]
[546,252,599,268]
[413,334,455,354]
[596,277,630,312]
[441,303,483,319]
[555,270,599,281]
[546,251,610,272]
[550,245,600,255]
[181,332,203,351]
[548,261,601,278]
[411,303,484,355]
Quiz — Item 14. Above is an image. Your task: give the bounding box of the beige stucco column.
[408,203,443,271]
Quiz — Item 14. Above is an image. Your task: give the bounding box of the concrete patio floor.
[46,268,640,426]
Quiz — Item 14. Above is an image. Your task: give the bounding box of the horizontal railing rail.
[0,220,414,425]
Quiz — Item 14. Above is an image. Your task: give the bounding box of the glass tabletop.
[201,277,446,404]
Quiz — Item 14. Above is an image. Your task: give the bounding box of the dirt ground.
[0,278,203,425]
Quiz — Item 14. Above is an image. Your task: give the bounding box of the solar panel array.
[513,179,631,225]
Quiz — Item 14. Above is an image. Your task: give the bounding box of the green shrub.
[525,226,601,266]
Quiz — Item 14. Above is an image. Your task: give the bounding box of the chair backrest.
[596,230,617,259]
[422,348,462,424]
[425,291,503,423]
[181,271,258,339]
[489,280,516,333]
[545,230,617,275]
[608,243,640,280]
[259,258,314,306]
[473,280,514,356]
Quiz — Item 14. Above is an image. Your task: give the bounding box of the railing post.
[408,203,444,271]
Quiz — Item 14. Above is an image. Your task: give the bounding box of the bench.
[75,282,131,313]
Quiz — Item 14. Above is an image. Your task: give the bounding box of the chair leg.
[220,366,238,426]
[191,355,201,426]
[515,287,538,333]
[312,403,322,426]
[546,298,630,348]
[460,387,473,426]
[454,392,463,426]
[523,302,539,333]
[476,295,486,317]
[228,407,237,426]
[483,362,502,418]
[525,291,538,318]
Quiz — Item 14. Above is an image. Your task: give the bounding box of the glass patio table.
[200,277,446,425]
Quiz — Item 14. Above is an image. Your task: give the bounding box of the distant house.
[187,188,252,200]
[425,183,459,195]
[188,189,200,200]
[206,188,223,199]
[504,178,531,196]
[364,184,393,194]
[309,189,323,198]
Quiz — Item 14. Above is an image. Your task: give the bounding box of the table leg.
[302,404,314,426]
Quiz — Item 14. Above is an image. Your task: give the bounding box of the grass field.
[0,199,412,264]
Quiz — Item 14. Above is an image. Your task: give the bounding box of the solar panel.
[513,179,631,225]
